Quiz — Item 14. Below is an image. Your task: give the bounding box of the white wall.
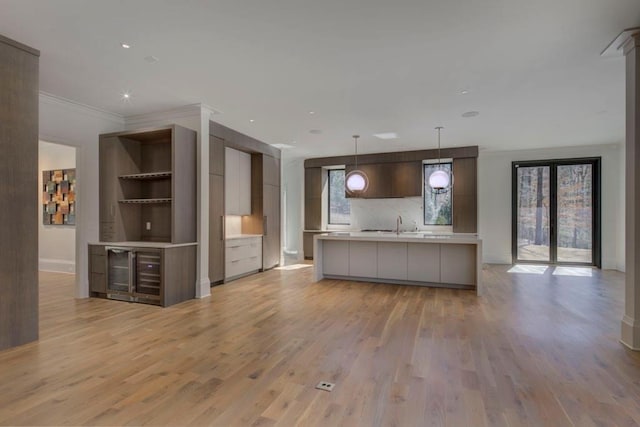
[39,92,125,297]
[38,141,76,273]
[282,154,304,260]
[478,143,625,271]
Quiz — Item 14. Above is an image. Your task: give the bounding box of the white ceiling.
[1,0,638,158]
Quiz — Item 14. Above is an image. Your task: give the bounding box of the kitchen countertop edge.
[90,241,198,248]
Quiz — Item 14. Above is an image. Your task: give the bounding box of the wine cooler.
[106,247,162,305]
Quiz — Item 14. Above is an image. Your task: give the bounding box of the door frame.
[511,157,601,267]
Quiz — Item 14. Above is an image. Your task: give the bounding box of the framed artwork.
[42,168,76,225]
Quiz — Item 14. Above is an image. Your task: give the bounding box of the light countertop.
[315,231,480,245]
[90,241,198,248]
[226,234,263,240]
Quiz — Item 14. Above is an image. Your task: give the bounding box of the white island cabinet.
[314,232,483,295]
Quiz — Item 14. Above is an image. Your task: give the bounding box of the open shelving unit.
[99,125,197,243]
[118,198,172,204]
[119,171,172,180]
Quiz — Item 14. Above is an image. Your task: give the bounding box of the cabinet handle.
[110,204,115,218]
[263,216,268,236]
[220,216,224,241]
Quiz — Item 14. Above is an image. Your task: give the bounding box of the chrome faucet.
[396,215,403,234]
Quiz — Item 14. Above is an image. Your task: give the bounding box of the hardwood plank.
[0,266,639,426]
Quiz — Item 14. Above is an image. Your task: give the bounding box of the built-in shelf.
[118,198,172,204]
[118,171,172,180]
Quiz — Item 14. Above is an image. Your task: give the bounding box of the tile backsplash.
[335,197,452,233]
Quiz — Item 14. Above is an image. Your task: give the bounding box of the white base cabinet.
[348,241,377,278]
[315,236,481,292]
[225,236,262,280]
[407,243,440,283]
[377,242,408,280]
[323,240,349,276]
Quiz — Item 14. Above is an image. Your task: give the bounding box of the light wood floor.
[1,264,639,426]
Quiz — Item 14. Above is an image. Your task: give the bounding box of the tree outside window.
[328,169,350,225]
[423,163,452,225]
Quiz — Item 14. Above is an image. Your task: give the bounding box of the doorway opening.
[512,158,601,267]
[38,141,77,274]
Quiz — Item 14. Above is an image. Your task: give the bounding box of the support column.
[622,32,640,350]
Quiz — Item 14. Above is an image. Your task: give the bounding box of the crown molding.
[39,91,124,125]
[125,103,221,128]
[601,27,640,57]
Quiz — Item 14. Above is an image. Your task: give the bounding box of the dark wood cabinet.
[209,121,281,279]
[209,174,225,284]
[98,126,197,243]
[209,135,226,284]
[391,161,423,197]
[210,135,225,176]
[305,147,478,234]
[452,158,478,233]
[263,155,280,186]
[263,183,280,269]
[262,154,281,270]
[304,168,323,230]
[89,243,196,307]
[89,245,107,294]
[345,161,422,198]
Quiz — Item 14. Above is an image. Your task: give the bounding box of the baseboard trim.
[39,258,75,274]
[621,316,640,351]
[196,277,211,298]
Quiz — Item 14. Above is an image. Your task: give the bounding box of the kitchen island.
[314,232,482,295]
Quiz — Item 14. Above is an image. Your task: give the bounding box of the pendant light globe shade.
[428,169,451,190]
[346,170,368,193]
[345,134,369,195]
[428,126,454,193]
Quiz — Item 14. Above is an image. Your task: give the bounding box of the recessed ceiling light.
[461,90,469,95]
[373,132,398,140]
[309,129,322,134]
[462,111,479,118]
[121,43,131,49]
[249,119,255,123]
[144,55,159,63]
[309,111,315,115]
[121,91,132,101]
[271,143,294,149]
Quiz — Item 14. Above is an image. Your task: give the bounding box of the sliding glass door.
[512,158,600,266]
[514,165,551,262]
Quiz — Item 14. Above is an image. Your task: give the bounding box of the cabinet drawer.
[226,244,260,262]
[225,256,261,278]
[225,237,261,248]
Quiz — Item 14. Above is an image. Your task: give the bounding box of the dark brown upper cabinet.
[345,161,422,198]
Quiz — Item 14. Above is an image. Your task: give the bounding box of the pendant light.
[345,135,369,195]
[428,126,453,194]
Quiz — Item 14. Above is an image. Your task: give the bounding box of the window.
[328,169,350,225]
[423,163,452,225]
